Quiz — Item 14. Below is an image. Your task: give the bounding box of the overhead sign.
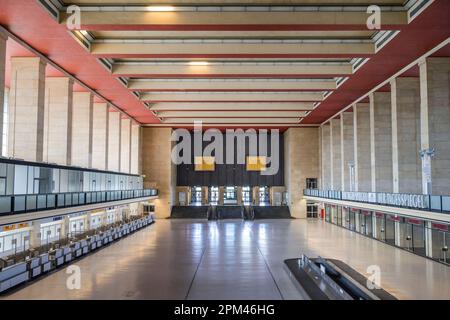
[342,191,429,210]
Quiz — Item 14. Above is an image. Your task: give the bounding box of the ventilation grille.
[409,0,432,21]
[98,58,113,72]
[37,0,60,20]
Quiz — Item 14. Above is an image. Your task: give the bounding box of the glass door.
[354,210,361,233]
[209,186,219,205]
[331,206,337,224]
[343,207,350,229]
[224,186,237,205]
[375,213,386,242]
[258,186,270,206]
[191,186,202,206]
[242,186,251,205]
[337,206,342,226]
[364,211,373,237]
[385,215,397,246]
[430,223,450,265]
[348,209,356,231]
[325,205,331,222]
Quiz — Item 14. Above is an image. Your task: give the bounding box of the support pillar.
[331,118,342,190]
[371,92,393,192]
[419,57,450,195]
[130,123,141,174]
[71,92,93,168]
[108,111,121,172]
[0,31,7,154]
[8,57,46,162]
[120,117,131,173]
[43,77,73,165]
[30,220,42,248]
[341,111,355,191]
[354,103,372,192]
[321,123,331,189]
[141,128,176,218]
[284,128,319,218]
[392,77,422,194]
[92,102,109,170]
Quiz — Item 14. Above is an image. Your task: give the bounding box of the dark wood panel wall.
[176,132,284,187]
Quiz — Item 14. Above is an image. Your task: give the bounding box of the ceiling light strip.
[95,39,373,44]
[74,5,405,13]
[130,78,337,83]
[116,61,351,66]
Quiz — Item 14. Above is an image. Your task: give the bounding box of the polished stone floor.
[2,219,450,300]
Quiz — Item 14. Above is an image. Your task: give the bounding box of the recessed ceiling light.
[145,6,175,12]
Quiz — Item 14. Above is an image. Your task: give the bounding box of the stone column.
[43,77,73,165]
[142,128,176,218]
[8,57,46,162]
[130,123,141,174]
[331,118,342,190]
[92,102,109,170]
[284,128,319,218]
[30,220,42,248]
[202,186,209,205]
[71,92,93,168]
[371,92,393,192]
[321,123,331,189]
[219,186,225,205]
[354,103,371,192]
[120,117,131,173]
[392,77,421,194]
[108,111,121,172]
[419,57,450,195]
[318,126,322,188]
[341,111,355,191]
[0,31,7,154]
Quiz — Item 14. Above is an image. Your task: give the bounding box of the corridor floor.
[2,219,450,300]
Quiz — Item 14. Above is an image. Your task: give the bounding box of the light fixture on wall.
[145,6,175,12]
[188,61,210,66]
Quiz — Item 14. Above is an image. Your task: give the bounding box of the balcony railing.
[304,189,450,214]
[0,189,158,216]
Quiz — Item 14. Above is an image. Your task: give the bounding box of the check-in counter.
[90,236,98,250]
[0,216,156,294]
[28,257,41,278]
[71,241,82,258]
[50,248,64,267]
[96,234,103,248]
[81,239,89,255]
[63,246,72,263]
[40,253,51,273]
[0,262,30,293]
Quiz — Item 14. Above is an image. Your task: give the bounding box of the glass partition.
[0,159,157,216]
[0,159,144,196]
[224,186,237,205]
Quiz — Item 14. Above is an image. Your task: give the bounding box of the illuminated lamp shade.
[195,157,215,171]
[145,6,176,12]
[246,156,267,172]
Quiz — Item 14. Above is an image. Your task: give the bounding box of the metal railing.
[304,189,450,214]
[0,189,158,216]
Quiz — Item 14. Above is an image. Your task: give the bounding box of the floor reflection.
[2,219,449,300]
